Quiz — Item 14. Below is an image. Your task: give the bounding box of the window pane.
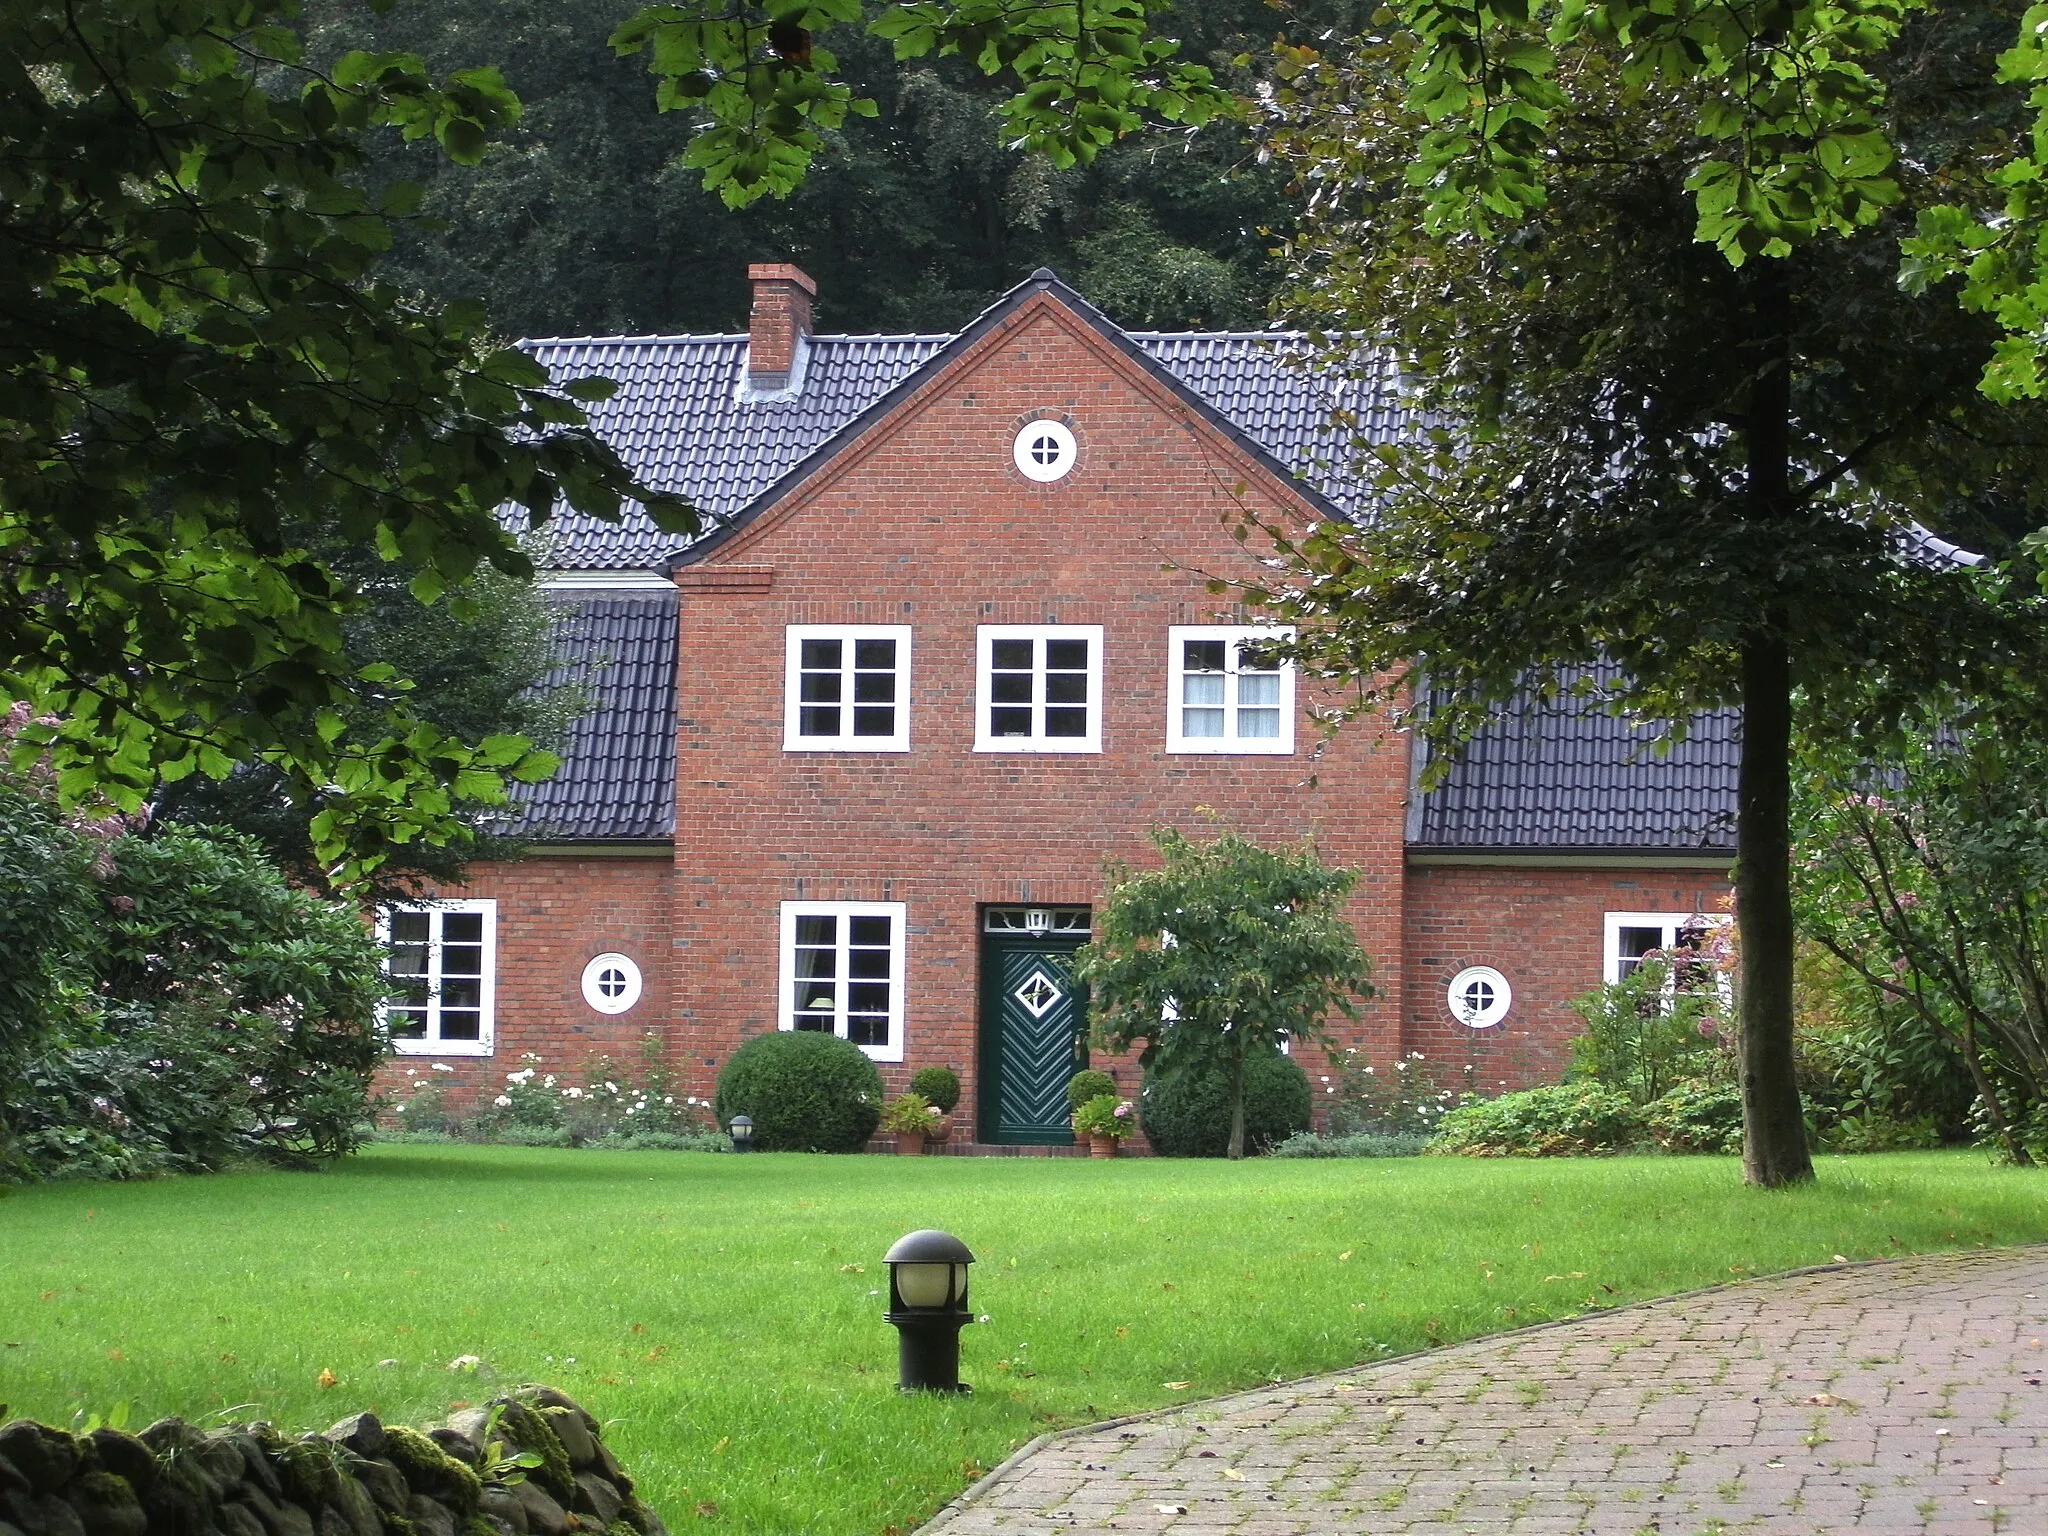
[438,1010,483,1041]
[793,947,836,982]
[990,672,1033,704]
[847,981,891,1014]
[1182,708,1225,738]
[991,706,1033,736]
[851,706,895,736]
[801,638,842,670]
[800,705,841,736]
[442,912,483,944]
[1183,640,1226,673]
[848,947,891,979]
[1237,709,1280,739]
[800,672,843,703]
[1237,673,1280,707]
[1045,638,1088,671]
[846,1011,889,1047]
[440,978,482,1011]
[1045,673,1087,705]
[388,942,430,979]
[853,638,895,670]
[847,915,891,947]
[1046,706,1088,737]
[441,944,484,979]
[795,914,837,946]
[389,911,429,944]
[991,638,1033,670]
[1182,675,1225,707]
[386,1010,427,1040]
[793,1014,832,1032]
[1620,926,1664,958]
[1235,642,1281,674]
[851,671,894,703]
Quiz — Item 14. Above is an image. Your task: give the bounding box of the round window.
[1012,418,1077,483]
[1447,966,1511,1030]
[581,952,643,1015]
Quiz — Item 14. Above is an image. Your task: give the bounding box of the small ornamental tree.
[1074,828,1373,1160]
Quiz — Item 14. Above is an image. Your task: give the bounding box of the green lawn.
[2,1147,2042,1536]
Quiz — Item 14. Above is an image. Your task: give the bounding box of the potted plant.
[1072,1093,1135,1158]
[910,1065,962,1143]
[881,1091,942,1155]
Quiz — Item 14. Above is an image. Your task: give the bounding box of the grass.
[1,1146,2042,1536]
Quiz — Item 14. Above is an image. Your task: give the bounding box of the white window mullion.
[779,901,905,1062]
[784,626,911,751]
[976,625,1102,753]
[380,899,496,1057]
[1167,626,1294,755]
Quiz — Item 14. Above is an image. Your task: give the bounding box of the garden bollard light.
[883,1228,976,1392]
[729,1114,754,1151]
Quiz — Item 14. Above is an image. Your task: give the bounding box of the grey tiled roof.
[521,334,946,570]
[509,592,677,841]
[517,278,1410,569]
[1413,677,1739,852]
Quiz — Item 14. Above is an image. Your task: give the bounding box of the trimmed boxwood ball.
[909,1064,962,1113]
[1140,1051,1312,1157]
[714,1031,884,1152]
[1066,1068,1118,1113]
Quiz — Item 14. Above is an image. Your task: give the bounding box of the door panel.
[979,936,1086,1143]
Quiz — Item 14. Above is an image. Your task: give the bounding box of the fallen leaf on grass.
[316,1369,337,1390]
[693,1502,717,1519]
[1832,1255,1849,1264]
[1338,1251,1352,1262]
[1164,1381,1191,1390]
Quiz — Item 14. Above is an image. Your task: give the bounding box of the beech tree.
[1,0,699,883]
[1253,0,2048,1185]
[1074,828,1374,1160]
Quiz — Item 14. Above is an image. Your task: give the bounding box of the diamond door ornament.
[1013,968,1063,1019]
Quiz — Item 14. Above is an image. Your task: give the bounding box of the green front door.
[979,931,1089,1144]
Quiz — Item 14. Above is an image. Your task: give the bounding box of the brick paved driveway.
[919,1248,2048,1536]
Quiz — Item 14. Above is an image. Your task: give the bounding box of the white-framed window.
[784,626,911,750]
[1012,419,1077,483]
[379,900,496,1055]
[581,952,643,1015]
[1603,911,1730,987]
[1447,965,1512,1029]
[1166,626,1295,753]
[975,625,1103,752]
[779,901,906,1062]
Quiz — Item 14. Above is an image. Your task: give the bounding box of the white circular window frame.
[1012,419,1077,483]
[581,953,643,1015]
[1447,965,1511,1030]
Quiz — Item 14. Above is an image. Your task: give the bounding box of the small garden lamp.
[729,1114,754,1152]
[883,1228,976,1392]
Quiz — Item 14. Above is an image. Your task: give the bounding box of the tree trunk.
[1737,260,1815,1189]
[1227,1036,1247,1161]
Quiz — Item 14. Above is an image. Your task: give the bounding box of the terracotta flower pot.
[927,1116,951,1143]
[1088,1133,1117,1159]
[896,1130,926,1156]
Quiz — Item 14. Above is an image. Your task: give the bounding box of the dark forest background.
[305,0,1356,338]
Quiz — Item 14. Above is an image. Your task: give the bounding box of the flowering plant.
[1072,1093,1134,1139]
[879,1091,942,1135]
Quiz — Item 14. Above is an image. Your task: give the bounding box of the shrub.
[1818,1112,1942,1153]
[1568,956,1730,1105]
[1322,1048,1481,1137]
[464,1037,712,1145]
[909,1066,961,1113]
[713,1031,883,1152]
[1642,1080,1744,1154]
[1270,1130,1428,1158]
[1426,1084,1645,1157]
[1066,1068,1117,1113]
[1140,1051,1311,1157]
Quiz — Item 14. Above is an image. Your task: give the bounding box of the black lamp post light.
[728,1114,754,1151]
[883,1228,977,1393]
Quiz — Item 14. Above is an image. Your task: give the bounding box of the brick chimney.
[746,263,816,391]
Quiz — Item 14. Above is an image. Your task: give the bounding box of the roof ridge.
[522,332,955,348]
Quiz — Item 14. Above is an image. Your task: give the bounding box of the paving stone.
[919,1249,2048,1536]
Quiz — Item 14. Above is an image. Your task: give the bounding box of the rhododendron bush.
[0,719,387,1181]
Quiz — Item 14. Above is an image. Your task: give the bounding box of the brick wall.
[375,854,675,1111]
[1401,861,1734,1091]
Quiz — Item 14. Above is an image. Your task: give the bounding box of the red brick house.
[381,265,1737,1142]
